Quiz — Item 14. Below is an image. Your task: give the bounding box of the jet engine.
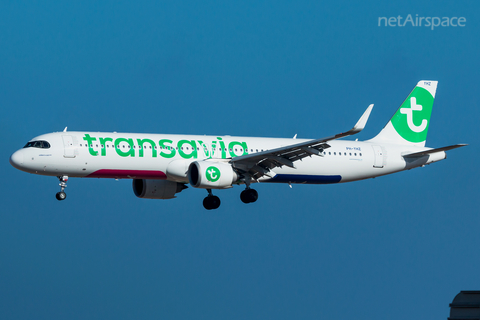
[132,179,187,199]
[188,161,238,189]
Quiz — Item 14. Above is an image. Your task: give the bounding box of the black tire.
[210,196,221,209]
[203,196,221,210]
[240,190,251,203]
[56,192,66,201]
[248,189,258,203]
[203,197,213,210]
[240,189,258,204]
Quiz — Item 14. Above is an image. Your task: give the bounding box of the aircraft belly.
[262,146,405,184]
[43,152,172,179]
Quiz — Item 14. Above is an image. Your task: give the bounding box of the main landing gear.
[203,189,221,210]
[203,187,259,210]
[240,177,258,204]
[56,175,68,201]
[240,188,258,204]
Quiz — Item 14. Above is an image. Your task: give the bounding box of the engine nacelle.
[132,179,187,199]
[188,161,238,189]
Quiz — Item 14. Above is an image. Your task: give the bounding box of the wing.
[230,104,374,180]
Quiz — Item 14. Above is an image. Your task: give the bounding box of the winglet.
[351,104,373,134]
[329,104,374,141]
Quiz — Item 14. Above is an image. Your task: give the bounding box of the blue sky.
[1,1,479,319]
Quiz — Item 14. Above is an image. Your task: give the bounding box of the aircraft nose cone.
[10,150,24,169]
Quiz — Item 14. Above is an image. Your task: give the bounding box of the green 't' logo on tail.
[391,85,434,143]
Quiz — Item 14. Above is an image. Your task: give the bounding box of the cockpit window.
[23,140,51,149]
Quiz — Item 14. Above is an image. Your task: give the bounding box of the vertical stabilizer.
[369,80,437,147]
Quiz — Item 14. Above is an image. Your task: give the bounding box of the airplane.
[10,80,466,210]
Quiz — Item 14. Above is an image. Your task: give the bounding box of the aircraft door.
[62,135,76,158]
[372,145,385,168]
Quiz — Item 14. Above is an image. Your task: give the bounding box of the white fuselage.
[10,131,445,185]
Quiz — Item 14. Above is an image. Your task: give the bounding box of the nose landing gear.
[56,175,68,201]
[240,188,258,204]
[203,189,221,210]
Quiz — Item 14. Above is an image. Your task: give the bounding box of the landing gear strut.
[56,175,68,201]
[203,189,221,210]
[240,188,258,204]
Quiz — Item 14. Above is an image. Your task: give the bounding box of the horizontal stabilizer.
[402,144,467,158]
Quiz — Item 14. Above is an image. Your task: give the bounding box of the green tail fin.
[370,80,437,147]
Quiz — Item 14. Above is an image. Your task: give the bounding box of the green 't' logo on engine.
[206,166,221,182]
[391,86,434,143]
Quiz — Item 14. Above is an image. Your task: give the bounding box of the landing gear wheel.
[56,191,67,201]
[240,188,258,204]
[56,175,68,201]
[210,196,220,209]
[203,197,211,210]
[203,195,221,210]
